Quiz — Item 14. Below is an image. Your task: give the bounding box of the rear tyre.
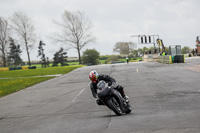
[107,98,123,116]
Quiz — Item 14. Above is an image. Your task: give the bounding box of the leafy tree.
[52,10,95,64]
[113,42,136,55]
[82,49,99,65]
[146,47,158,54]
[148,47,154,53]
[107,55,119,62]
[132,49,139,57]
[53,47,68,66]
[38,40,48,67]
[164,47,169,55]
[138,47,148,56]
[0,17,9,67]
[99,55,108,60]
[181,46,190,54]
[10,12,37,66]
[7,38,22,66]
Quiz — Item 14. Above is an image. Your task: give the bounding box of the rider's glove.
[108,82,112,86]
[111,82,117,88]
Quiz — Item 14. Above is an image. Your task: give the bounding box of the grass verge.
[0,66,83,78]
[0,65,83,98]
[0,77,54,98]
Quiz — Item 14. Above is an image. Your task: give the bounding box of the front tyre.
[125,103,132,114]
[107,98,123,116]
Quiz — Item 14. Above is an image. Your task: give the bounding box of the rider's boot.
[96,99,104,106]
[123,95,129,103]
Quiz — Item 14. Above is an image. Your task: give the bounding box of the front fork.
[99,89,128,113]
[110,89,126,113]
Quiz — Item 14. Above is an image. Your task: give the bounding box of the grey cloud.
[0,0,200,60]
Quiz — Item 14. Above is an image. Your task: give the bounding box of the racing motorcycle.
[97,80,132,115]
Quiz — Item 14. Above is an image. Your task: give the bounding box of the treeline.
[0,10,193,67]
[0,10,95,67]
[81,49,141,66]
[81,46,193,66]
[132,46,192,56]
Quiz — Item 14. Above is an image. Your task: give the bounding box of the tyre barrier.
[28,66,37,69]
[158,55,185,64]
[173,55,185,63]
[9,67,22,71]
[158,55,173,64]
[22,66,29,69]
[0,66,36,71]
[0,67,9,71]
[184,53,193,58]
[143,54,159,62]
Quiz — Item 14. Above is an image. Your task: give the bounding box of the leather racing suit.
[90,74,125,100]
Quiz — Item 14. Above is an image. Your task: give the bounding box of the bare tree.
[0,17,9,67]
[52,10,95,64]
[10,12,36,66]
[113,42,137,55]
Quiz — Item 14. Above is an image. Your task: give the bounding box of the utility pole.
[196,36,200,56]
[196,36,200,45]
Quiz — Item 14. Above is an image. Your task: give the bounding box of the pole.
[153,35,155,53]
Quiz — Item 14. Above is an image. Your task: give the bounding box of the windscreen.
[97,80,108,90]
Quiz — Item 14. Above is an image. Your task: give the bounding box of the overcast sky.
[0,0,200,61]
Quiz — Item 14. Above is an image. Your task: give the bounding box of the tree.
[53,47,68,66]
[148,47,154,53]
[113,42,136,55]
[82,49,99,65]
[138,47,148,56]
[52,10,95,64]
[10,12,37,66]
[38,40,48,67]
[0,17,9,67]
[181,46,190,54]
[132,49,139,57]
[7,38,22,66]
[107,55,119,62]
[164,46,169,55]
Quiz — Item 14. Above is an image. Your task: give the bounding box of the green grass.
[99,59,107,64]
[31,62,80,68]
[0,65,83,98]
[0,66,83,78]
[67,62,79,65]
[0,77,53,97]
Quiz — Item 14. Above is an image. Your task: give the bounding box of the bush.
[107,55,119,62]
[132,57,137,60]
[99,55,108,60]
[82,49,100,65]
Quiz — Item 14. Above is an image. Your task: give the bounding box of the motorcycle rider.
[89,70,129,105]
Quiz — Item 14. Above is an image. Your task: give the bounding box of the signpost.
[131,35,160,53]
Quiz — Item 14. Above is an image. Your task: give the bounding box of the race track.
[0,57,200,133]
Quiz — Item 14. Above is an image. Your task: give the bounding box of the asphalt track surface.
[0,57,200,133]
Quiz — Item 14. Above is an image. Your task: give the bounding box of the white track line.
[72,88,86,103]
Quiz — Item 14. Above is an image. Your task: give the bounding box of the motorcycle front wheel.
[107,97,123,116]
[125,103,132,114]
